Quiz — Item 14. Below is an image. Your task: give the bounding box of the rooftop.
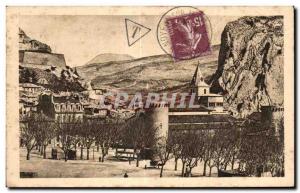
[169,114,237,124]
[199,93,223,97]
[169,106,212,112]
[53,96,81,104]
[20,83,41,88]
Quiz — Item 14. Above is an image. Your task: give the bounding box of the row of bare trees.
[20,113,57,160]
[20,112,284,177]
[20,111,158,164]
[154,123,284,178]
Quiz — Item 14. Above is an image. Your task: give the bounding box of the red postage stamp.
[165,11,211,60]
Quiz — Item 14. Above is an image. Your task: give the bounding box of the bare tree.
[33,113,57,159]
[211,129,237,172]
[56,117,79,162]
[238,125,282,177]
[183,133,205,177]
[20,115,38,160]
[77,120,96,160]
[20,112,56,160]
[153,136,173,177]
[201,131,213,176]
[94,119,123,162]
[173,132,205,177]
[123,112,157,167]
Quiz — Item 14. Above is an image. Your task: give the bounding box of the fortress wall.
[20,51,66,68]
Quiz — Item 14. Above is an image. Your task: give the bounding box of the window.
[204,89,207,94]
[209,103,215,107]
[217,102,223,106]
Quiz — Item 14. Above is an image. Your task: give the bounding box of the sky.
[20,15,239,67]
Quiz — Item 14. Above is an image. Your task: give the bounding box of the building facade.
[38,94,84,123]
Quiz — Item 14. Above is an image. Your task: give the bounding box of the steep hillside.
[86,53,134,65]
[19,66,85,92]
[210,16,284,117]
[77,45,220,94]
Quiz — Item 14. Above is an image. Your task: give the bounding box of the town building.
[19,83,43,94]
[169,107,238,136]
[160,64,239,137]
[83,104,109,120]
[19,98,38,116]
[19,83,43,116]
[190,64,225,113]
[38,94,84,123]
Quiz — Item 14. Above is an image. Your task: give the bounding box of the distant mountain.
[85,53,135,65]
[77,45,220,94]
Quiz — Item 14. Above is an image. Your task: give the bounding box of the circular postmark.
[157,6,213,61]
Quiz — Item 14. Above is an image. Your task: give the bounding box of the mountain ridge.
[85,53,135,65]
[77,45,220,93]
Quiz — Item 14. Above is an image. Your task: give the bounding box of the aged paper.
[6,6,294,187]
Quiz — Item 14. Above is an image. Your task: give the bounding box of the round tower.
[148,102,169,139]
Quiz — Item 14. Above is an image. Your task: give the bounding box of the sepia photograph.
[6,6,294,188]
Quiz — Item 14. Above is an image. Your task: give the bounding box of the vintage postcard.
[6,6,294,187]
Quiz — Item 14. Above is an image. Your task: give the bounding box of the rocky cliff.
[19,28,52,53]
[210,16,284,117]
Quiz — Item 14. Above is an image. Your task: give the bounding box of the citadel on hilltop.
[19,28,66,70]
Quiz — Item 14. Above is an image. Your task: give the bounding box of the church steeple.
[190,62,210,96]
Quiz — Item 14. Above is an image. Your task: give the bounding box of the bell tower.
[190,63,210,98]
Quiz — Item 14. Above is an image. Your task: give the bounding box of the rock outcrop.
[210,16,284,117]
[19,28,52,53]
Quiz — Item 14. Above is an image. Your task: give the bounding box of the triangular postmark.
[125,18,151,46]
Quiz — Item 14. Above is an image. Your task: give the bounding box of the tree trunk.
[80,146,83,160]
[203,160,207,176]
[189,167,193,177]
[129,154,131,165]
[87,148,90,160]
[43,145,47,159]
[209,167,212,176]
[160,165,164,177]
[64,152,68,162]
[231,157,235,170]
[181,161,186,177]
[40,145,43,155]
[238,162,242,171]
[136,154,139,167]
[174,157,178,171]
[74,145,77,160]
[101,154,105,162]
[26,151,30,160]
